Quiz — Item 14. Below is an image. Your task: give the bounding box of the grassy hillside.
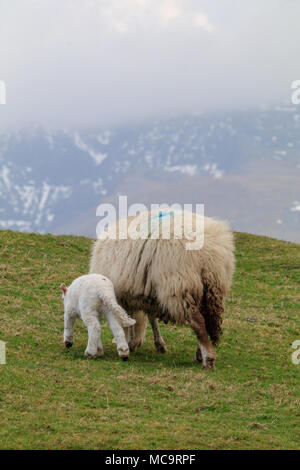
[0,229,299,450]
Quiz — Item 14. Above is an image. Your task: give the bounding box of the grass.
[0,229,299,450]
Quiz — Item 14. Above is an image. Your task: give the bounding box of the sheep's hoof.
[195,347,202,363]
[155,341,167,354]
[97,347,104,356]
[122,356,129,362]
[203,356,215,370]
[64,341,73,349]
[129,339,142,352]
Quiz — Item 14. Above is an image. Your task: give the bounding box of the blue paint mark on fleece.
[151,211,175,221]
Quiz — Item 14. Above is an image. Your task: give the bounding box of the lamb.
[89,210,235,369]
[60,274,136,360]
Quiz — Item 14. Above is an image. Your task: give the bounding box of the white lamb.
[60,274,136,360]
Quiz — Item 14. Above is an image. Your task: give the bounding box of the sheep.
[89,210,235,369]
[60,274,136,360]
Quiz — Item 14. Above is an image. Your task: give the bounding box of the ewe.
[60,274,135,360]
[90,210,235,369]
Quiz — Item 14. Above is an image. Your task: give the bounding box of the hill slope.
[0,230,299,449]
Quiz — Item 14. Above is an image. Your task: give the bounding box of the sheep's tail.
[98,293,136,328]
[201,282,224,346]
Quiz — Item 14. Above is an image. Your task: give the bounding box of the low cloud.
[0,0,299,129]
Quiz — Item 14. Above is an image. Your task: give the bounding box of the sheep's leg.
[105,312,129,360]
[128,311,147,352]
[83,312,102,358]
[189,310,215,369]
[124,325,135,346]
[64,311,76,348]
[149,316,167,353]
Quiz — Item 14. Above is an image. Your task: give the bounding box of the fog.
[0,0,299,130]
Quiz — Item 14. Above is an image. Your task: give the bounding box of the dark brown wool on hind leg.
[187,298,216,369]
[201,285,224,346]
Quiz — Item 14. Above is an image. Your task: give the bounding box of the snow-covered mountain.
[0,106,299,242]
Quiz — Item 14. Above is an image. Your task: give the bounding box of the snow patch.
[0,165,11,189]
[203,163,224,179]
[164,165,197,176]
[290,201,300,212]
[0,219,32,231]
[96,131,111,145]
[74,132,107,165]
[145,153,153,167]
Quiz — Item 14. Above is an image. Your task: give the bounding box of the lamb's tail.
[98,293,136,327]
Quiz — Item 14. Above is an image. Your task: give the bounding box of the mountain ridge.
[1,106,299,241]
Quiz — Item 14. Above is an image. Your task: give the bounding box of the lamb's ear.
[60,283,67,295]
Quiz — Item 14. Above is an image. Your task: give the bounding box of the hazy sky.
[0,0,299,129]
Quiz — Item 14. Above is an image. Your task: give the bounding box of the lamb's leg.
[113,325,134,349]
[64,311,76,348]
[97,337,104,356]
[149,316,167,353]
[83,312,102,358]
[105,312,130,360]
[189,309,215,369]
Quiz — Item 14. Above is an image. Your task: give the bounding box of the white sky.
[0,0,299,129]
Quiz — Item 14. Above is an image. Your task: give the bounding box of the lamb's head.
[60,283,68,298]
[60,283,70,310]
[60,282,70,315]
